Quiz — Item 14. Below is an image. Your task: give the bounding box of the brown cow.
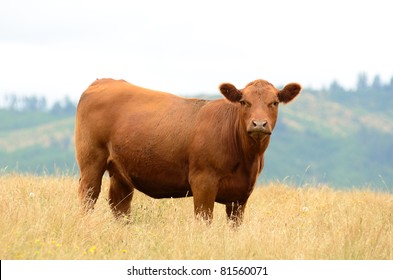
[75,78,301,225]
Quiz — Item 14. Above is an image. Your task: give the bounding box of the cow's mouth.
[248,130,272,141]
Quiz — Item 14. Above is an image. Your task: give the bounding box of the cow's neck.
[232,121,269,181]
[241,133,270,162]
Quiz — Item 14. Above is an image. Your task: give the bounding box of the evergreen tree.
[388,76,393,92]
[356,72,368,91]
[329,80,345,93]
[371,74,382,91]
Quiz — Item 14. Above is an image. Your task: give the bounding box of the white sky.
[0,0,392,104]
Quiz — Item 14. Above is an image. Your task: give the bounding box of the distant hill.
[0,107,76,174]
[263,89,393,190]
[0,83,392,191]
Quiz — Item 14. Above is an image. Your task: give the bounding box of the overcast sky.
[1,0,392,104]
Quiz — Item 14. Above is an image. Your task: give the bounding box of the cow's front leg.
[189,173,219,223]
[226,201,247,227]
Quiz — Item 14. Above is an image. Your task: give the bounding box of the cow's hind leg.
[108,175,134,219]
[226,201,247,227]
[78,153,107,213]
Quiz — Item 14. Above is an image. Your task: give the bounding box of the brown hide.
[75,78,301,224]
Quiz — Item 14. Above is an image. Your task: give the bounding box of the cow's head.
[219,79,301,142]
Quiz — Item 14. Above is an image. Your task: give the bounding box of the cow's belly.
[132,176,192,199]
[120,163,191,198]
[108,129,192,198]
[111,154,191,199]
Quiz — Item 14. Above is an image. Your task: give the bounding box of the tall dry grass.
[0,174,392,259]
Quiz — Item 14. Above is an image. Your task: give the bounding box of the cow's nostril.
[252,120,267,128]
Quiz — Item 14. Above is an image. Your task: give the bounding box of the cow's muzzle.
[247,120,272,140]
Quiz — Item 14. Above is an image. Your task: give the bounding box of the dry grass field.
[0,174,392,260]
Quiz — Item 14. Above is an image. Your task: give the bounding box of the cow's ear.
[278,83,301,104]
[219,83,243,103]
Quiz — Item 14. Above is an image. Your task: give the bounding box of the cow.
[75,78,301,225]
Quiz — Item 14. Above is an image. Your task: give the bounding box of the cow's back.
[76,78,198,143]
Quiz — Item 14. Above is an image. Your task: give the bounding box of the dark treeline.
[2,95,76,116]
[322,73,393,113]
[328,72,393,93]
[1,72,393,114]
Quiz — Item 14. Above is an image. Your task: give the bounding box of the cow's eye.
[240,100,251,107]
[271,101,279,107]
